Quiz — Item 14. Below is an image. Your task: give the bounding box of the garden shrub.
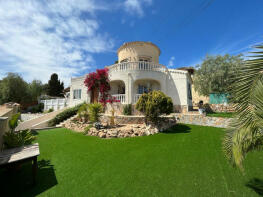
[77,103,89,122]
[9,113,21,130]
[48,104,83,126]
[48,108,54,113]
[136,90,173,125]
[4,113,36,149]
[88,103,103,123]
[123,104,132,115]
[3,130,36,149]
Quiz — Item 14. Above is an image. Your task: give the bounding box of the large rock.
[98,132,106,138]
[108,130,119,137]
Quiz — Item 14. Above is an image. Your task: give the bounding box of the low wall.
[101,113,231,128]
[104,103,191,116]
[174,114,232,128]
[0,103,20,150]
[104,103,143,116]
[209,104,235,113]
[101,114,145,124]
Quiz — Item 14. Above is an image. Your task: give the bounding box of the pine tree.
[47,73,64,97]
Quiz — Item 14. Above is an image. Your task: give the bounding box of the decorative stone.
[98,132,106,138]
[108,130,118,137]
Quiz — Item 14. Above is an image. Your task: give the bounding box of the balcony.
[111,94,126,104]
[107,61,168,73]
[110,94,143,104]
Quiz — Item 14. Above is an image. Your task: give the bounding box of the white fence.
[40,99,69,111]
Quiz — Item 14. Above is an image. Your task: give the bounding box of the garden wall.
[174,114,232,128]
[101,113,231,128]
[208,104,235,113]
[104,103,191,116]
[0,103,20,150]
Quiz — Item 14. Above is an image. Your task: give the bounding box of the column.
[127,73,133,104]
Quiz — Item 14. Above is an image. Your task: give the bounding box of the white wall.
[69,68,193,108]
[70,76,90,106]
[166,69,192,106]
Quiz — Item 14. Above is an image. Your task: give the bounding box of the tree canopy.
[29,80,43,102]
[0,73,47,105]
[0,73,30,104]
[47,73,64,97]
[193,54,244,96]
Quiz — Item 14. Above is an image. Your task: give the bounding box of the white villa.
[70,41,193,112]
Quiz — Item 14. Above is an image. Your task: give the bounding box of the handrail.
[107,61,168,73]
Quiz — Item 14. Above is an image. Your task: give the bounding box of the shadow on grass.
[0,159,57,197]
[163,124,191,134]
[246,178,263,196]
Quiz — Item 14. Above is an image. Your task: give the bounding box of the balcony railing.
[111,94,126,104]
[133,94,142,103]
[107,61,167,73]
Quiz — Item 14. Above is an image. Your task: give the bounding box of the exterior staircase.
[15,108,67,131]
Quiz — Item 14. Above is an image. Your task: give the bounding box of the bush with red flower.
[84,68,111,106]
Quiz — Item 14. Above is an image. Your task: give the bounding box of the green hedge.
[136,91,173,124]
[48,104,83,126]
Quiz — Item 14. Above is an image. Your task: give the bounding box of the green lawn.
[206,112,234,118]
[1,124,263,197]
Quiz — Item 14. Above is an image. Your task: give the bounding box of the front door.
[91,88,99,103]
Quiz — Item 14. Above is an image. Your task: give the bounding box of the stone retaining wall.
[104,103,192,116]
[174,114,232,128]
[64,113,231,139]
[208,104,235,113]
[65,116,177,138]
[100,115,145,124]
[101,113,231,128]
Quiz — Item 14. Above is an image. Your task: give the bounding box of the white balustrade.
[111,94,126,104]
[134,94,142,103]
[40,98,69,111]
[107,61,167,73]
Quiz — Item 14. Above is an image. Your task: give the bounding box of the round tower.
[117,41,161,63]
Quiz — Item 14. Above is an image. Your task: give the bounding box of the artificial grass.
[206,112,234,118]
[1,124,263,196]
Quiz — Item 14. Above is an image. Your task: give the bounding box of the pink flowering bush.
[84,68,111,106]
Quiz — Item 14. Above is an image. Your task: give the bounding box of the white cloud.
[168,56,175,68]
[0,0,114,86]
[124,0,152,17]
[0,0,153,86]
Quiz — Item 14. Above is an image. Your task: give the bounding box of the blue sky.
[0,0,262,86]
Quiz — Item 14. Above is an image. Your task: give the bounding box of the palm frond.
[223,44,263,169]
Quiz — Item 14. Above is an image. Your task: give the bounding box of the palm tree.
[223,45,263,170]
